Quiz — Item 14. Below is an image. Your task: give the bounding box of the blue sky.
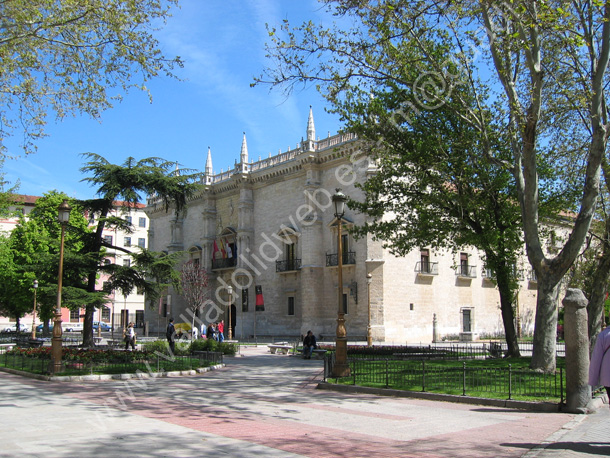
[4,0,342,200]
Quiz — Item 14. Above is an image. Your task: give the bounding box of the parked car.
[3,323,30,333]
[35,322,52,332]
[64,322,84,332]
[92,321,112,331]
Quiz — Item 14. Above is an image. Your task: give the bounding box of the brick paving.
[0,345,606,457]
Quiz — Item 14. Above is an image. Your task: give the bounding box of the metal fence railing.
[1,351,223,376]
[324,354,564,402]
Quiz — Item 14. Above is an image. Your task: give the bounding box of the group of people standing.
[165,318,226,353]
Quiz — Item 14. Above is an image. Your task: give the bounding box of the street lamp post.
[227,285,233,340]
[30,280,39,339]
[52,199,71,374]
[332,189,350,377]
[366,273,372,347]
[97,305,102,339]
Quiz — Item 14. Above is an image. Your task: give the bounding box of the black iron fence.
[324,352,565,401]
[1,351,223,376]
[329,342,565,359]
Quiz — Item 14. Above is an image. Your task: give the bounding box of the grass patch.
[326,357,565,403]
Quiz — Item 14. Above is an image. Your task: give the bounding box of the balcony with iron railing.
[211,257,237,270]
[482,268,495,280]
[455,265,477,278]
[276,259,302,273]
[326,251,356,267]
[415,261,439,275]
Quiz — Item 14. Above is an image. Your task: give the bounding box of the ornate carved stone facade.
[144,109,538,343]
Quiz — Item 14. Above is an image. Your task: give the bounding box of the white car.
[3,323,30,333]
[64,322,84,332]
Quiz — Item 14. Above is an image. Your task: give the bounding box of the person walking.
[589,323,610,407]
[303,330,317,359]
[218,320,225,342]
[166,318,176,353]
[124,322,136,351]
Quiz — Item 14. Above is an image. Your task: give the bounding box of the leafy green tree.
[258,0,609,372]
[77,153,201,346]
[0,0,182,155]
[8,191,94,335]
[346,80,528,356]
[0,234,28,329]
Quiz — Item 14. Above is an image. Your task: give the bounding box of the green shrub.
[142,339,190,356]
[189,339,236,355]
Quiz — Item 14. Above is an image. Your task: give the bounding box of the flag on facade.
[255,285,264,311]
[213,239,221,259]
[218,238,227,258]
[225,238,232,258]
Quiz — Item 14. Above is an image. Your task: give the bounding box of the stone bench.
[268,343,293,355]
[299,348,326,359]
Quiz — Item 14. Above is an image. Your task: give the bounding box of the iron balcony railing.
[528,270,538,282]
[455,265,477,278]
[326,251,356,267]
[415,261,439,275]
[211,257,237,270]
[276,259,302,272]
[482,268,495,279]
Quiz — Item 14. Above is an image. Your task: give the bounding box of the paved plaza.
[0,345,608,457]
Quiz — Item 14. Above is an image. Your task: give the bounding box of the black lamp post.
[332,189,350,377]
[52,199,71,374]
[367,273,372,346]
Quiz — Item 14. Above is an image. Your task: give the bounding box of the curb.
[316,382,561,412]
[0,363,225,382]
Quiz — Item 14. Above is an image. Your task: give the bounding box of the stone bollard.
[563,288,591,413]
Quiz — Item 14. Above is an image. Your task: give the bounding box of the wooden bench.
[268,343,293,355]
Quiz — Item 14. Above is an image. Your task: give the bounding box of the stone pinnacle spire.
[240,132,248,164]
[205,146,213,176]
[307,106,315,141]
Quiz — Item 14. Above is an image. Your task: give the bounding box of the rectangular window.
[120,309,129,328]
[242,288,248,312]
[139,217,146,228]
[421,249,430,273]
[286,243,295,262]
[341,233,348,252]
[287,296,295,316]
[460,253,469,275]
[138,238,145,248]
[69,309,79,320]
[101,306,110,322]
[462,309,472,333]
[103,235,113,245]
[125,216,132,224]
[135,310,144,328]
[123,259,131,267]
[124,237,131,247]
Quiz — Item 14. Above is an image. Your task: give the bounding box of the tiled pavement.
[0,345,607,458]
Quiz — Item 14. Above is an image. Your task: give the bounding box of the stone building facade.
[144,109,538,343]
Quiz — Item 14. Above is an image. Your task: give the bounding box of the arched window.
[276,226,301,272]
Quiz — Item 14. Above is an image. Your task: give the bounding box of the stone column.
[563,288,591,413]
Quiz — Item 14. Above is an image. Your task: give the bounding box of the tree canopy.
[257,0,610,371]
[0,0,182,155]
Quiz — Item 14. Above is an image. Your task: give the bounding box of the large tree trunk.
[587,247,610,351]
[495,264,521,357]
[530,280,560,372]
